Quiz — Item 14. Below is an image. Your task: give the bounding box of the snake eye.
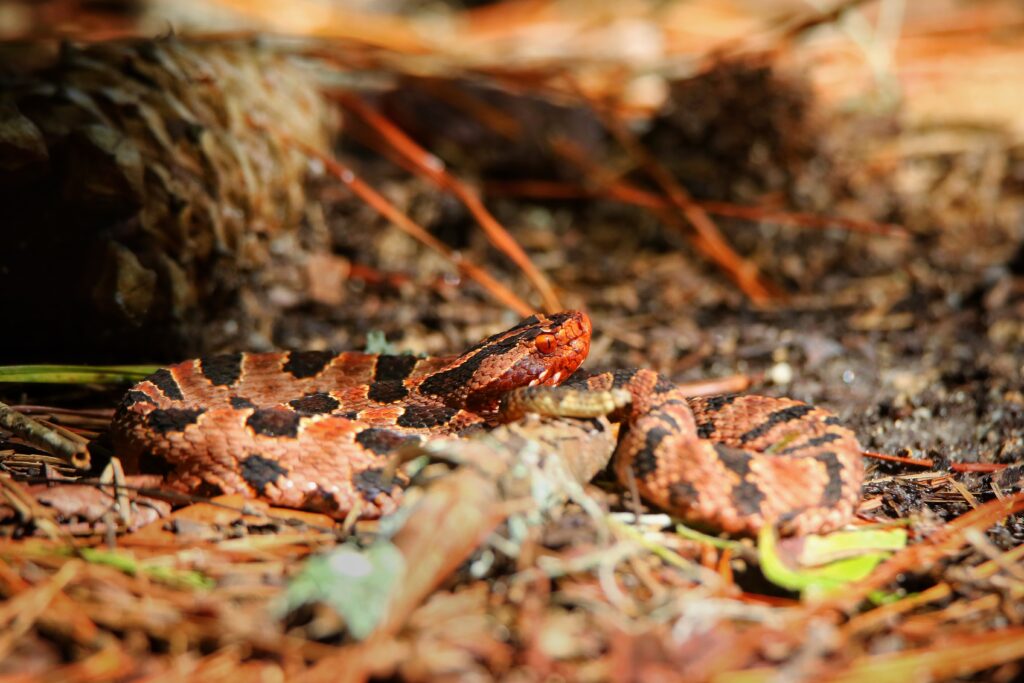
[535,333,556,354]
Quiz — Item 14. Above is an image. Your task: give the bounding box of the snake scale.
[112,311,864,535]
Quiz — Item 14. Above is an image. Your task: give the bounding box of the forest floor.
[1,2,1024,681]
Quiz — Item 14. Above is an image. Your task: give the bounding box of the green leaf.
[675,522,747,552]
[74,547,214,590]
[363,331,398,355]
[0,364,159,384]
[758,524,907,601]
[275,541,405,640]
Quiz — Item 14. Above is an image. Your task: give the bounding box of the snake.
[111,311,863,535]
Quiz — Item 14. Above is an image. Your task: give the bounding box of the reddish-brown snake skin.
[112,311,863,534]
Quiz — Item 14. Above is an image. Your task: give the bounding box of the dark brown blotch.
[714,443,766,519]
[731,480,766,517]
[148,368,184,401]
[240,454,289,494]
[610,369,641,390]
[781,431,842,455]
[652,375,676,393]
[355,428,419,456]
[631,425,670,480]
[123,390,156,407]
[713,443,752,476]
[697,421,716,439]
[417,326,542,398]
[230,395,256,409]
[395,403,459,429]
[367,380,409,404]
[667,479,700,508]
[283,350,336,379]
[199,353,243,387]
[738,405,814,444]
[374,354,419,382]
[352,467,405,502]
[699,394,738,412]
[562,370,598,389]
[246,408,301,438]
[146,408,205,433]
[814,451,845,506]
[650,407,682,432]
[288,392,341,416]
[302,487,339,514]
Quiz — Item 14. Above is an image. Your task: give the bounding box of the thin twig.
[863,450,1011,473]
[273,126,536,317]
[549,127,779,303]
[331,91,563,313]
[484,179,909,238]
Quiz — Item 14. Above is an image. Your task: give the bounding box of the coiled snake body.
[112,311,863,535]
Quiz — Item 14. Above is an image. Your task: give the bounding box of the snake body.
[112,311,863,534]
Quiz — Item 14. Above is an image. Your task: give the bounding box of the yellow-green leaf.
[758,524,907,601]
[0,364,158,384]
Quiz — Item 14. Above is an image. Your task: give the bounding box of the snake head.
[417,310,592,414]
[509,309,592,386]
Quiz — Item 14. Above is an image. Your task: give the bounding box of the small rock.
[768,362,793,385]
